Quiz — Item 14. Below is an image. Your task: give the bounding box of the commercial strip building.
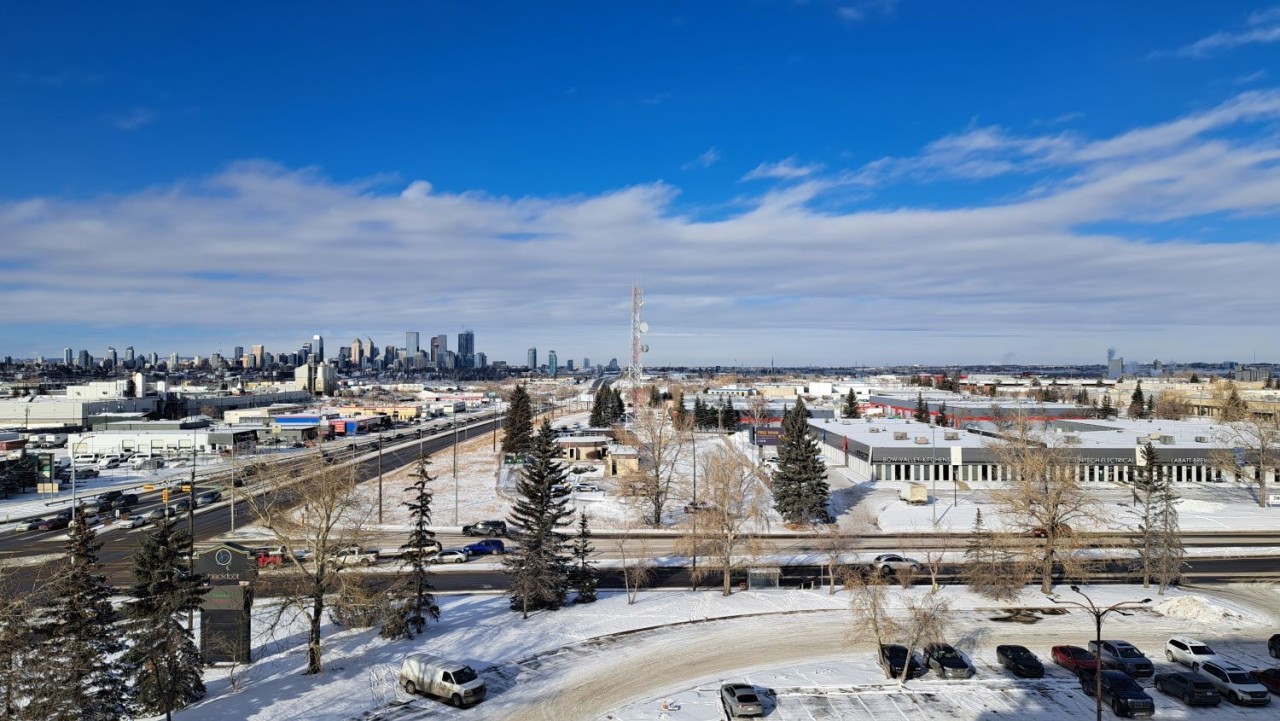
[808,417,1244,487]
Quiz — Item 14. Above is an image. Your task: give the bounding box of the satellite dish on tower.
[641,344,650,353]
[639,322,649,333]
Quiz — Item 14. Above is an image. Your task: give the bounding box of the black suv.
[462,520,508,537]
[1153,670,1222,707]
[111,493,139,509]
[1080,669,1156,717]
[1270,633,1280,659]
[95,490,124,512]
[879,644,925,680]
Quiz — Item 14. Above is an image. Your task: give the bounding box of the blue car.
[463,539,505,556]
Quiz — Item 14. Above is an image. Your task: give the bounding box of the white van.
[73,453,99,465]
[97,455,123,469]
[399,654,486,707]
[130,454,164,469]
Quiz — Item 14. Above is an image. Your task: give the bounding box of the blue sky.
[3,2,1280,366]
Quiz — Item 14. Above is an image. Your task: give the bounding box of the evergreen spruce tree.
[1189,373,1200,384]
[771,398,831,524]
[588,388,607,428]
[935,403,948,428]
[608,387,626,424]
[648,385,661,407]
[399,454,441,637]
[1129,381,1146,418]
[718,398,740,432]
[913,393,929,423]
[1145,395,1155,416]
[30,514,130,721]
[1100,395,1115,418]
[124,520,207,720]
[504,420,574,618]
[568,512,598,604]
[841,389,860,418]
[1223,385,1248,421]
[501,384,535,458]
[692,398,708,430]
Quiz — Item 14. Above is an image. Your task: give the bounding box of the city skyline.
[4,4,1280,364]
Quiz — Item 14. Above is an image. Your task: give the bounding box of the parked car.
[1269,634,1280,659]
[399,653,486,707]
[428,549,469,564]
[1052,645,1099,673]
[720,683,765,717]
[879,644,925,679]
[68,466,99,479]
[1028,523,1072,538]
[1079,669,1156,717]
[572,482,603,493]
[872,554,922,576]
[96,456,122,470]
[1167,636,1220,668]
[1251,668,1280,695]
[996,645,1044,678]
[1197,661,1272,706]
[461,520,507,537]
[463,539,505,556]
[1153,670,1224,706]
[253,546,287,568]
[923,643,975,679]
[1089,640,1154,677]
[111,493,139,510]
[549,483,571,497]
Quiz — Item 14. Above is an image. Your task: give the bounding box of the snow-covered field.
[172,584,1280,721]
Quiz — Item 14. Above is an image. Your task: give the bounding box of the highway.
[6,409,1280,593]
[0,413,504,585]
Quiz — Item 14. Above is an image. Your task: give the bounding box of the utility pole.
[187,429,196,632]
[453,420,459,525]
[377,431,384,524]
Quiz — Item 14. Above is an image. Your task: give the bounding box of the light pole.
[930,421,937,527]
[690,423,698,592]
[377,431,384,524]
[453,419,459,525]
[1048,586,1151,721]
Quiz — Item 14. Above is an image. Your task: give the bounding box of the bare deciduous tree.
[848,573,951,684]
[676,441,771,596]
[614,524,654,605]
[962,508,1032,602]
[619,405,686,526]
[811,519,861,595]
[246,450,374,674]
[1213,413,1280,508]
[989,416,1108,594]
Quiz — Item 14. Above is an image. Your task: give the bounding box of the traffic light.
[162,489,170,504]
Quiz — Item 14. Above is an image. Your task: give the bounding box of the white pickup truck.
[328,545,379,567]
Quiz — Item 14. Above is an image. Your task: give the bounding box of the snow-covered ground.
[170,583,1280,721]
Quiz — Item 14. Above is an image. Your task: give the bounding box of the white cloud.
[113,107,156,131]
[6,91,1280,364]
[1168,7,1280,58]
[682,148,721,170]
[742,157,824,181]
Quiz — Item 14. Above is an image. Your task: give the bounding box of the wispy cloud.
[113,107,156,131]
[639,92,671,106]
[1166,6,1280,58]
[6,91,1280,364]
[835,0,898,22]
[1235,69,1268,85]
[682,148,721,170]
[743,157,823,181]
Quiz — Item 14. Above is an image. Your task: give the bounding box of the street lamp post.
[1048,586,1151,721]
[690,424,698,592]
[377,432,384,524]
[453,419,459,525]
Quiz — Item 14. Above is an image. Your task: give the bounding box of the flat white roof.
[811,418,989,449]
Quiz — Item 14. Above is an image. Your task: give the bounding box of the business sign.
[194,543,257,583]
[754,428,782,446]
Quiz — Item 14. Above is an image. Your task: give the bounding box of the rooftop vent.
[914,436,930,445]
[1148,433,1163,441]
[1062,434,1082,445]
[944,431,960,440]
[893,431,908,440]
[1194,435,1208,443]
[1160,435,1175,445]
[869,427,881,433]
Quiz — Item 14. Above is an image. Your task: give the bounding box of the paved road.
[0,415,503,586]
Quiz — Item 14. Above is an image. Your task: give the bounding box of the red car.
[1253,668,1280,695]
[1052,645,1099,672]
